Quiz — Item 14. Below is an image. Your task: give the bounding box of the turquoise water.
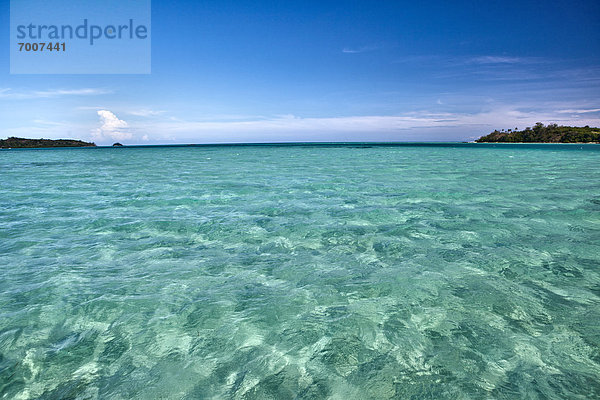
[1,144,599,399]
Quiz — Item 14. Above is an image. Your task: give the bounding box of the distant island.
[476,123,600,143]
[0,137,96,148]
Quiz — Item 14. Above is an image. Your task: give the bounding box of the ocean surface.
[1,143,599,399]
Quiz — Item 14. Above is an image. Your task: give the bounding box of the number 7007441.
[18,42,66,51]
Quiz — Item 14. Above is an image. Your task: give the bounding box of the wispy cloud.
[6,105,598,144]
[128,106,600,143]
[77,107,165,117]
[34,89,111,97]
[0,119,86,140]
[428,58,599,86]
[392,55,543,66]
[0,88,112,99]
[556,108,600,114]
[126,109,166,117]
[467,56,526,64]
[342,45,380,54]
[31,119,67,126]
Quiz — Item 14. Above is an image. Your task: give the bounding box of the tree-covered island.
[0,137,96,148]
[476,123,600,143]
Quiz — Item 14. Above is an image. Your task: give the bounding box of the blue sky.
[1,0,599,144]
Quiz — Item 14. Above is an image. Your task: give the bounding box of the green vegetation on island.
[0,137,96,148]
[476,123,600,143]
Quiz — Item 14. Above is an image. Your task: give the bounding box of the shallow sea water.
[1,144,599,399]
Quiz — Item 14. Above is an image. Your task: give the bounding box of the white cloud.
[130,107,600,143]
[0,118,90,141]
[34,89,111,97]
[5,105,598,144]
[556,108,600,114]
[468,56,526,64]
[0,88,111,99]
[342,45,380,54]
[126,109,166,117]
[392,55,541,66]
[93,110,131,141]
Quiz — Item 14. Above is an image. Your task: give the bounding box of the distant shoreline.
[0,137,95,149]
[469,142,599,144]
[476,124,600,143]
[1,141,598,150]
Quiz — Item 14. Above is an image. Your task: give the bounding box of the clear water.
[1,144,599,399]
